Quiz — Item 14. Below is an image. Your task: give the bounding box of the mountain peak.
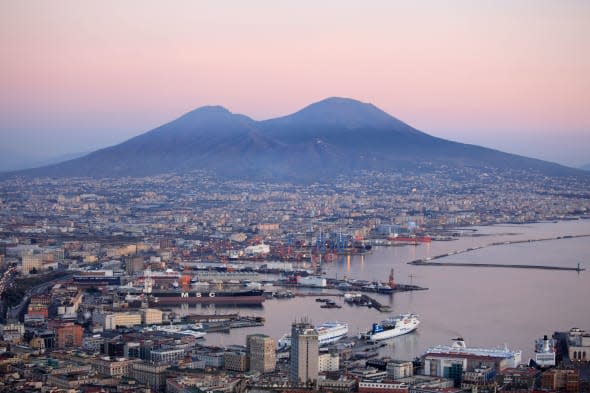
[178,105,232,120]
[281,96,404,129]
[169,105,254,130]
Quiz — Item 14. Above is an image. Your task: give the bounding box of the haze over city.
[1,1,589,170]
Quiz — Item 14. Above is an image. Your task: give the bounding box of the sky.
[1,1,589,170]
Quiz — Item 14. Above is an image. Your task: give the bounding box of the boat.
[148,289,265,306]
[361,313,420,342]
[533,334,556,368]
[176,330,207,339]
[277,321,349,350]
[343,292,362,302]
[388,234,431,243]
[320,300,342,309]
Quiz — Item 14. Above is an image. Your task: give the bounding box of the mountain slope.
[7,97,587,180]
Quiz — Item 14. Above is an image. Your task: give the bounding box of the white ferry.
[278,321,348,350]
[534,334,556,368]
[361,313,419,342]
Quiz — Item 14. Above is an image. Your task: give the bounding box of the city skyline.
[1,1,589,169]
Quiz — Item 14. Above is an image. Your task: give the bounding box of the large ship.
[142,268,265,306]
[533,335,556,368]
[361,313,419,342]
[388,234,432,243]
[147,289,265,306]
[278,321,349,350]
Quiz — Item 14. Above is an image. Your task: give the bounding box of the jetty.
[346,294,391,312]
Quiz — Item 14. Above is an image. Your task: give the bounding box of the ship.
[532,334,556,368]
[388,234,432,243]
[361,313,419,342]
[278,321,349,350]
[147,289,265,306]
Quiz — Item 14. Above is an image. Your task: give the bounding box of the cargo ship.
[147,289,265,306]
[361,313,420,342]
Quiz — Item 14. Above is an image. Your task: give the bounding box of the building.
[247,334,276,373]
[125,256,144,274]
[568,328,590,362]
[497,366,538,392]
[55,322,83,349]
[461,367,498,393]
[0,323,25,344]
[141,308,163,325]
[224,351,248,372]
[201,351,225,368]
[130,361,169,392]
[21,253,42,274]
[290,320,319,385]
[387,360,414,380]
[319,351,340,372]
[150,348,185,365]
[94,311,142,330]
[541,367,580,393]
[90,357,137,377]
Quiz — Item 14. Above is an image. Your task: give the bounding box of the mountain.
[581,163,590,171]
[6,97,588,181]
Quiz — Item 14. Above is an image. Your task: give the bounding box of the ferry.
[388,234,432,243]
[278,321,349,350]
[533,334,556,368]
[361,313,419,342]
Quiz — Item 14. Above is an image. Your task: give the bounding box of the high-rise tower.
[247,334,276,373]
[290,319,318,385]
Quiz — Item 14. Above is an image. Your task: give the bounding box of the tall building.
[247,334,276,373]
[290,319,319,385]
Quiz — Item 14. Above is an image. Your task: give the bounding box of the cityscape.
[1,2,590,393]
[0,166,589,392]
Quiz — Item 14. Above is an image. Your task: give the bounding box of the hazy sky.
[1,1,589,169]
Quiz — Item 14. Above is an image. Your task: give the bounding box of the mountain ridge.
[4,97,587,181]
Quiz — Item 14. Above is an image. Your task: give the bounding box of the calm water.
[178,220,590,361]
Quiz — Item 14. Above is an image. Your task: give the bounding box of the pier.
[346,294,391,312]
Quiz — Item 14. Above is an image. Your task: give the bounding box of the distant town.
[0,168,589,393]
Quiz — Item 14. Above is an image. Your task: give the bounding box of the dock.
[346,294,391,312]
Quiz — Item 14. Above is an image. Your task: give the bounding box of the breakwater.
[408,234,590,271]
[409,260,585,271]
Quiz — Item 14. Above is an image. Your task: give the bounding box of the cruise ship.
[278,321,348,350]
[361,313,419,342]
[533,335,556,368]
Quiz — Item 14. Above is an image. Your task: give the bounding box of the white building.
[319,352,339,372]
[244,243,270,255]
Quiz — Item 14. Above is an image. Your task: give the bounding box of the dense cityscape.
[0,169,589,393]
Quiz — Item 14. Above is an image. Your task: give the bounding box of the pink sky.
[1,1,589,167]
